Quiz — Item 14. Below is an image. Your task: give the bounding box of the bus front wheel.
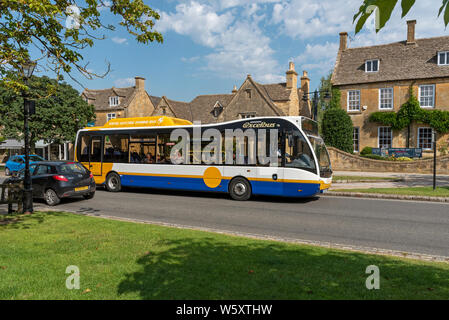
[106,172,121,192]
[229,177,252,201]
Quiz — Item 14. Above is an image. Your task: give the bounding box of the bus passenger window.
[104,135,129,163]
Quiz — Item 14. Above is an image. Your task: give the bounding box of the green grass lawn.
[332,187,449,197]
[1,212,448,300]
[333,176,398,182]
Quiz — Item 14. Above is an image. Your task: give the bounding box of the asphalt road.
[24,186,449,258]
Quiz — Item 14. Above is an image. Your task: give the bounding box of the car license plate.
[75,186,89,192]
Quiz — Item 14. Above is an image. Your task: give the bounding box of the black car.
[6,161,96,206]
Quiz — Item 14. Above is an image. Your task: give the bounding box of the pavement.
[331,171,449,190]
[2,186,447,259]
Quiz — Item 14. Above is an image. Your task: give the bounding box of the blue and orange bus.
[75,116,332,200]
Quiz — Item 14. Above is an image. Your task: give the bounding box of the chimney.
[286,62,298,89]
[232,85,238,94]
[339,32,348,51]
[135,76,145,90]
[301,70,310,95]
[406,20,416,45]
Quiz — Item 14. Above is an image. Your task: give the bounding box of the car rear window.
[58,163,87,174]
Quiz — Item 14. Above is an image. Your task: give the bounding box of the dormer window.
[211,101,223,118]
[109,96,119,107]
[438,51,449,65]
[365,59,379,72]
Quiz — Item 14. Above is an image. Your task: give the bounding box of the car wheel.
[44,189,60,206]
[229,177,252,201]
[5,167,10,176]
[105,172,121,192]
[83,192,95,200]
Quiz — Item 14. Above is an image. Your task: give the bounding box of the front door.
[88,136,103,177]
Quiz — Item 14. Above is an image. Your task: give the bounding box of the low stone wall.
[328,147,449,174]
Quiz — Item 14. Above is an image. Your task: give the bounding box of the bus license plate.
[75,186,89,192]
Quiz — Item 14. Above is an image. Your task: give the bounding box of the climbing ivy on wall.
[369,87,449,146]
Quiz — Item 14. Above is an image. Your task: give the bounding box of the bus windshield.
[307,135,332,178]
[285,130,317,174]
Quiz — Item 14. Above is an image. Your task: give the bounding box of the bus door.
[88,135,103,176]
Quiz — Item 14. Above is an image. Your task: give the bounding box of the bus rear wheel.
[105,172,121,192]
[229,177,252,201]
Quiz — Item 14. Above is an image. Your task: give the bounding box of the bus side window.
[104,135,129,163]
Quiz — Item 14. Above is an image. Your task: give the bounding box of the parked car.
[6,161,96,206]
[5,154,44,176]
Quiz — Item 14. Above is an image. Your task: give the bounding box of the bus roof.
[83,116,192,130]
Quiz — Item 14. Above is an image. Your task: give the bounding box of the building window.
[418,127,434,150]
[419,85,435,108]
[239,112,256,119]
[365,59,379,72]
[109,96,119,107]
[245,89,252,99]
[378,127,392,149]
[161,107,167,115]
[379,88,393,110]
[107,113,116,122]
[438,51,449,65]
[347,90,360,111]
[353,127,360,153]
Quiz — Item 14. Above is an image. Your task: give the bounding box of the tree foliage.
[354,0,449,33]
[0,76,95,149]
[322,108,354,153]
[0,0,163,91]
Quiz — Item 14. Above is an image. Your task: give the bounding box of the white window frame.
[107,113,116,122]
[378,88,394,110]
[418,85,435,108]
[438,51,449,65]
[353,127,360,153]
[347,90,361,112]
[109,96,120,107]
[417,127,434,150]
[365,59,379,72]
[239,112,256,119]
[378,126,392,149]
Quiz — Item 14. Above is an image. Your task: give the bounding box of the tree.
[0,0,163,91]
[0,76,95,152]
[354,0,449,33]
[322,108,354,153]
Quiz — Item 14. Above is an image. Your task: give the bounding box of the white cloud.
[111,37,128,45]
[114,78,134,87]
[158,1,283,83]
[158,1,234,48]
[181,56,200,63]
[295,42,338,75]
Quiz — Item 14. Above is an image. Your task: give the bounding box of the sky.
[42,0,449,102]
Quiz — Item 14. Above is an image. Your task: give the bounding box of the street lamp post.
[21,60,36,214]
[433,130,437,190]
[302,90,331,121]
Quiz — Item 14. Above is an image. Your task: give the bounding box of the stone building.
[81,77,155,126]
[332,20,449,155]
[151,62,311,123]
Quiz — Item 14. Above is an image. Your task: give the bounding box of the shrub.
[321,108,353,153]
[360,146,372,155]
[395,157,413,161]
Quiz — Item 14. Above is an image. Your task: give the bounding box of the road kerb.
[324,191,449,203]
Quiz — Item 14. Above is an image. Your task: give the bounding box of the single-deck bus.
[74,116,332,200]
